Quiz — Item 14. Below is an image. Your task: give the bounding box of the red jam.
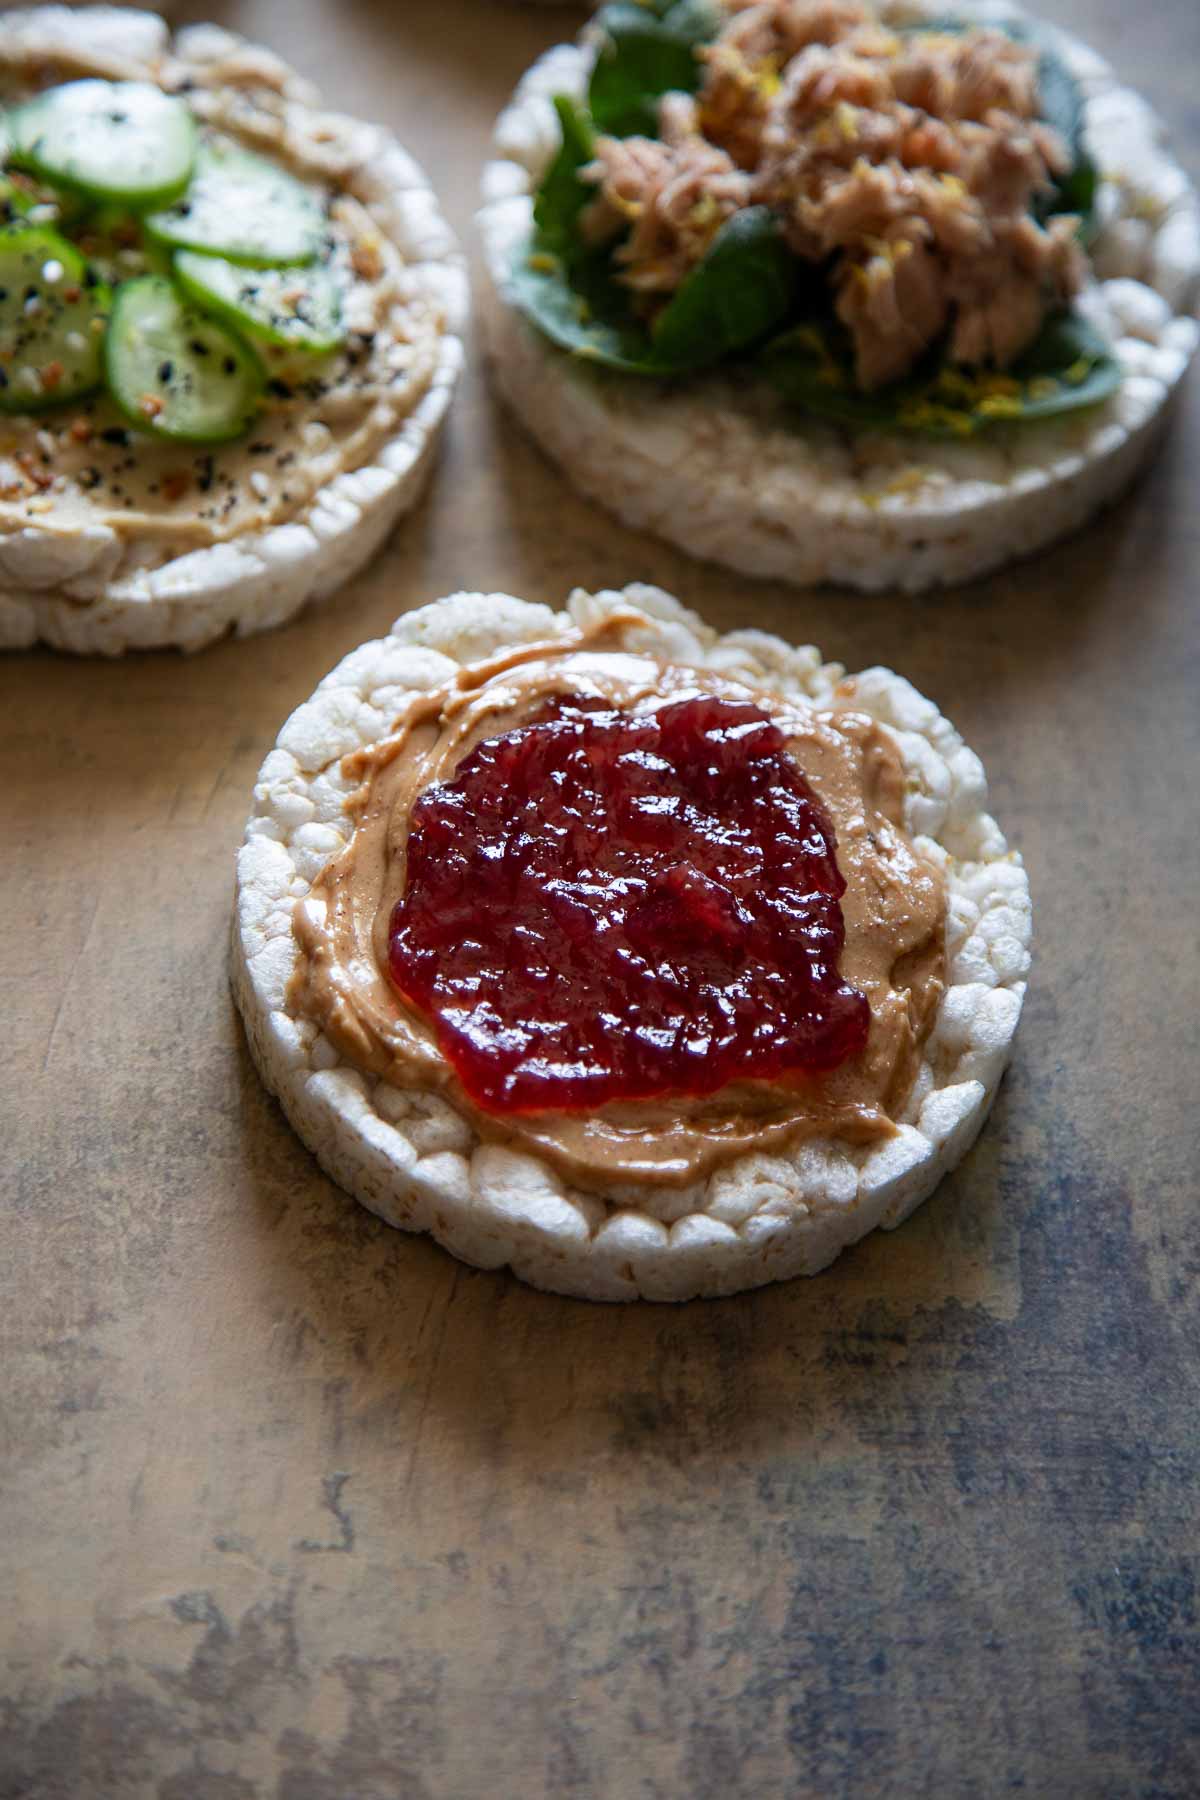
[388,693,869,1113]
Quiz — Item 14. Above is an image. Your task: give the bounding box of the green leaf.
[1048,152,1098,235]
[533,96,598,260]
[508,239,657,373]
[763,309,1122,437]
[588,0,719,138]
[649,206,804,366]
[510,208,804,376]
[1028,39,1097,231]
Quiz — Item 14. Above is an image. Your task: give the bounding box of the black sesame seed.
[158,361,174,383]
[99,427,130,447]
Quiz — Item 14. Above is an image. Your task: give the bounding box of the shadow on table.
[231,1009,1031,1483]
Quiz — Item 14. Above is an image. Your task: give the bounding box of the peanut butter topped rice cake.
[479,0,1199,591]
[0,6,465,655]
[233,584,1031,1301]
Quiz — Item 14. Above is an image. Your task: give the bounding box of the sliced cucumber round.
[0,225,109,412]
[105,274,263,443]
[9,81,196,209]
[173,249,345,354]
[145,144,326,268]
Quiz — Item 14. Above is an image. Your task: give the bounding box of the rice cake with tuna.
[0,6,466,655]
[232,583,1031,1301]
[478,0,1199,592]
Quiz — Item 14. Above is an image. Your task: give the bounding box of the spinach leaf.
[533,96,597,261]
[650,206,805,365]
[588,0,719,138]
[763,309,1121,436]
[1031,43,1097,232]
[509,208,803,376]
[508,239,654,373]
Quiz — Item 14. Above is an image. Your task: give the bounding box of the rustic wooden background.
[3,1,1199,1794]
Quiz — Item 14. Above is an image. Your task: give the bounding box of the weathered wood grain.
[2,1,1198,1794]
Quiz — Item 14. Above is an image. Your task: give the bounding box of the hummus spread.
[0,48,441,557]
[291,620,947,1191]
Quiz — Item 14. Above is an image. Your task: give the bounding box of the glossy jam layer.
[388,694,869,1113]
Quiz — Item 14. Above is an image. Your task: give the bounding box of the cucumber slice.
[174,249,345,353]
[0,225,109,412]
[9,81,196,209]
[105,274,263,443]
[145,144,326,268]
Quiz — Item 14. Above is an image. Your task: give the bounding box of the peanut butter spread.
[291,626,947,1191]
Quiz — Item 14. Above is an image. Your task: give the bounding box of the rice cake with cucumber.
[0,7,466,655]
[233,582,1031,1301]
[479,0,1200,591]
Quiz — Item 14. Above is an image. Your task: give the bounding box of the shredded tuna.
[890,28,1040,122]
[580,95,752,298]
[718,0,874,65]
[835,228,949,388]
[578,0,1088,387]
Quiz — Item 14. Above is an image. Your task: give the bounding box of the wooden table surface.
[4,2,1199,1794]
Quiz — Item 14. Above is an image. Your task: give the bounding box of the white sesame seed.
[36,429,55,456]
[41,259,64,284]
[249,470,271,499]
[66,332,86,353]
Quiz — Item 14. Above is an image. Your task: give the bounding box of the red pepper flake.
[63,285,81,304]
[138,393,164,421]
[40,361,64,393]
[161,470,191,503]
[68,417,92,444]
